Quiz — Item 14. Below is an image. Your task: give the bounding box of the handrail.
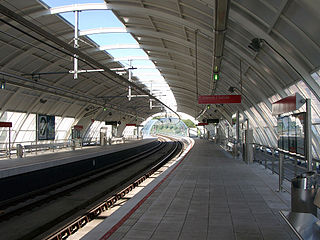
[253,142,320,164]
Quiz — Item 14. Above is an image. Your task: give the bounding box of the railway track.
[0,137,186,240]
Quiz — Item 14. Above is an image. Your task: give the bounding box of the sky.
[41,0,177,111]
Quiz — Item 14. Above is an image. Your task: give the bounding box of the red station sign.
[198,95,241,104]
[73,125,83,130]
[0,122,12,127]
[126,124,137,126]
[197,123,208,126]
[272,93,305,115]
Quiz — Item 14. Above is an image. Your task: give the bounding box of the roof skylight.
[41,0,177,111]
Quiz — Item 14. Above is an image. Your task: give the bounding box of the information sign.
[37,114,55,140]
[198,95,241,104]
[277,112,305,155]
[0,122,12,127]
[105,121,119,126]
[272,93,305,115]
[207,119,219,124]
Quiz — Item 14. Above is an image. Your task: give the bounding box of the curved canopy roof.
[0,0,319,124]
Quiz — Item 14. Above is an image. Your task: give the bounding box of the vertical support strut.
[236,111,240,156]
[73,10,79,80]
[128,60,132,101]
[306,98,312,171]
[240,59,243,95]
[8,127,11,158]
[279,152,284,192]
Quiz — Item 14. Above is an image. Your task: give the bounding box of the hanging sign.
[207,119,220,124]
[73,125,83,130]
[126,124,137,126]
[198,95,241,104]
[272,93,305,115]
[105,121,118,126]
[0,122,12,127]
[197,123,208,126]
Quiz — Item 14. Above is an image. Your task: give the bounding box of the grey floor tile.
[207,228,235,240]
[235,232,263,240]
[123,229,154,239]
[150,231,180,240]
[155,222,184,232]
[182,220,208,232]
[179,230,207,240]
[131,221,159,232]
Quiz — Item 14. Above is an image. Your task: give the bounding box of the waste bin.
[291,171,318,216]
[16,144,23,158]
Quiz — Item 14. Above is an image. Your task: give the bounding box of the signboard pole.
[306,99,312,171]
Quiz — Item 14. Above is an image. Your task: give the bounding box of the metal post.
[137,126,139,139]
[227,125,229,140]
[236,111,240,156]
[305,99,312,171]
[73,10,79,80]
[128,60,132,101]
[203,125,205,138]
[264,147,267,169]
[279,152,284,192]
[294,157,297,176]
[236,111,240,144]
[8,127,11,158]
[271,148,275,174]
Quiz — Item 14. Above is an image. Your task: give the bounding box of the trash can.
[291,171,318,216]
[16,144,23,158]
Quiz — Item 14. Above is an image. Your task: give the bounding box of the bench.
[280,189,320,240]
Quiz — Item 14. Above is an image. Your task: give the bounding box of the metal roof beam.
[0,4,180,118]
[32,3,213,37]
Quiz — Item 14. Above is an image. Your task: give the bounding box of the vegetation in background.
[182,119,196,128]
[150,118,188,136]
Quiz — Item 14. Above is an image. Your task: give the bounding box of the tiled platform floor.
[83,139,298,240]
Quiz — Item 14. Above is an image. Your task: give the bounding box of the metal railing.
[252,143,320,191]
[0,139,87,159]
[0,135,143,159]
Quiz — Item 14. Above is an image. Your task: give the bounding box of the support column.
[236,111,240,144]
[235,111,240,156]
[8,127,11,158]
[305,99,312,171]
[279,153,284,192]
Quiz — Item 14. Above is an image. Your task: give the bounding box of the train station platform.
[0,139,156,179]
[82,139,297,240]
[0,139,158,204]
